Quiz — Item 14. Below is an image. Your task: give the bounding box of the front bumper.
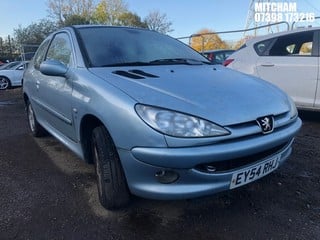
[119,118,301,200]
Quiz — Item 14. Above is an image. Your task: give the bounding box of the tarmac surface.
[0,88,319,240]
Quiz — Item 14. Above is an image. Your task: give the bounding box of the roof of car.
[70,24,149,31]
[245,26,320,46]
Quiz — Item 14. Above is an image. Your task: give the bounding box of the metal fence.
[177,17,320,52]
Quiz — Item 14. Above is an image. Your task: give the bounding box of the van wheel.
[27,101,45,137]
[91,126,130,210]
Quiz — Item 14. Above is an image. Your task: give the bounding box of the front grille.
[194,141,289,173]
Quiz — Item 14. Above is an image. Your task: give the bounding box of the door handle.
[260,63,275,67]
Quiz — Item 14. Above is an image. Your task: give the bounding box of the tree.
[47,0,95,26]
[62,14,90,27]
[46,0,157,29]
[0,36,18,61]
[144,10,173,34]
[92,0,146,28]
[190,29,227,52]
[117,12,148,28]
[14,19,57,45]
[47,0,67,25]
[92,0,128,25]
[92,0,108,23]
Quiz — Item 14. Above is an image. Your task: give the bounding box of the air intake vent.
[112,70,144,79]
[129,70,159,78]
[113,69,159,79]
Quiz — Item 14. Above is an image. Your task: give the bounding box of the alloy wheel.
[0,77,9,90]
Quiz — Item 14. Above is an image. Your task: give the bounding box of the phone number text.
[255,12,315,23]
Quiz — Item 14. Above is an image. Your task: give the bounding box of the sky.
[1,0,320,42]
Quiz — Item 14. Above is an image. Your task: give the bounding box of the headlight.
[287,97,298,119]
[135,104,230,138]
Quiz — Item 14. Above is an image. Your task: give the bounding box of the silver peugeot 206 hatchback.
[23,25,301,210]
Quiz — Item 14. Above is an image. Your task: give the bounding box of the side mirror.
[40,60,68,77]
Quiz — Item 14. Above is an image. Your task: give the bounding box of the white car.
[0,61,28,90]
[224,27,320,111]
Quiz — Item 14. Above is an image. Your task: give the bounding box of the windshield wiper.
[101,61,151,67]
[149,58,211,65]
[100,58,211,67]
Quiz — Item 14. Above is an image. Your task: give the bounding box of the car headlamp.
[135,104,230,138]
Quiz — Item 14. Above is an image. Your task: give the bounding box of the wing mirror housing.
[40,60,68,77]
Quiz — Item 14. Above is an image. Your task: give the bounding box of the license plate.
[230,155,279,189]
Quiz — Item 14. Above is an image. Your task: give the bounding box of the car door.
[9,63,26,86]
[26,39,50,116]
[255,30,319,109]
[36,32,77,141]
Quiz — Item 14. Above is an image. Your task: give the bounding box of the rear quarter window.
[254,39,274,56]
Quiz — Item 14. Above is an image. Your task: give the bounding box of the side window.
[299,42,312,55]
[34,39,50,70]
[46,33,73,66]
[268,31,314,56]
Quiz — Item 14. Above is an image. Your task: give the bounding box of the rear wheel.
[27,101,46,137]
[0,76,10,90]
[91,125,130,210]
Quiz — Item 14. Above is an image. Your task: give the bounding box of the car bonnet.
[89,65,290,126]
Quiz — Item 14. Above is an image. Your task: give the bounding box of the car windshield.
[0,61,21,70]
[76,27,210,67]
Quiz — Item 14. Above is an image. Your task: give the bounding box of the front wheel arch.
[80,115,104,164]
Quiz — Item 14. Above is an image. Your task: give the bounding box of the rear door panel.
[256,55,318,107]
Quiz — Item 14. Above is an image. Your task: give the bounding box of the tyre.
[91,125,130,210]
[0,76,10,90]
[27,101,46,137]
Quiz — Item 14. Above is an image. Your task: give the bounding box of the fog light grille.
[155,170,179,184]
